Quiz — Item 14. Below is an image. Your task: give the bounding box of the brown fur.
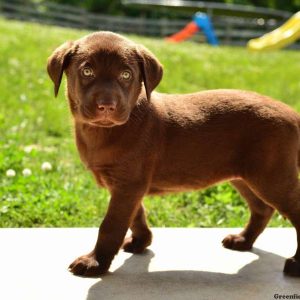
[47,31,300,277]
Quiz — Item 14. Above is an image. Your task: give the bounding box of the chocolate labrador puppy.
[48,31,300,277]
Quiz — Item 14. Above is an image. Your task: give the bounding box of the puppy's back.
[151,89,300,129]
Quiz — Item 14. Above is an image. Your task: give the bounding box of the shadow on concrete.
[86,248,299,300]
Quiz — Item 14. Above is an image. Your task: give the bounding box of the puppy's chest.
[79,146,122,188]
[75,133,132,187]
[78,140,116,170]
[75,130,112,165]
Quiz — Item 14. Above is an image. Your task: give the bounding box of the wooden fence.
[0,0,298,47]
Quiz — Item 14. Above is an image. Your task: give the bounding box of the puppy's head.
[47,32,163,128]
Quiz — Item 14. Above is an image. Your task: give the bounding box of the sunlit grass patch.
[0,18,297,227]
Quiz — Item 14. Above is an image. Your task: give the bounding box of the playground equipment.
[247,11,300,51]
[166,13,219,45]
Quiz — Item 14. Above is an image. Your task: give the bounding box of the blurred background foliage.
[33,0,300,15]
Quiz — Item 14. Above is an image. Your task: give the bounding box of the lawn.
[1,18,299,228]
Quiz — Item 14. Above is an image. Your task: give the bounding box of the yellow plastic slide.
[247,11,300,51]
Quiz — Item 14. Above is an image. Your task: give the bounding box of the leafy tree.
[48,0,300,14]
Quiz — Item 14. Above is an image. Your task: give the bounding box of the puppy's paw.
[69,252,111,277]
[222,234,253,251]
[284,257,300,277]
[122,236,151,254]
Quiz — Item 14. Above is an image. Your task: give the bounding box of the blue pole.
[193,12,219,46]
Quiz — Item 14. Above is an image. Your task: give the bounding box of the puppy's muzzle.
[88,99,127,127]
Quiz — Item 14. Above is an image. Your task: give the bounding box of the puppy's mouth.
[78,105,130,127]
[89,119,117,128]
[87,115,129,128]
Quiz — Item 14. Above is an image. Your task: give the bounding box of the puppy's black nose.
[96,100,116,112]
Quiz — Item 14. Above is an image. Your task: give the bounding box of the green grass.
[1,18,299,228]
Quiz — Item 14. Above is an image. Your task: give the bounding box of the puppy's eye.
[81,67,94,77]
[120,70,132,81]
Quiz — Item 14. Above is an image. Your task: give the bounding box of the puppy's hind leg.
[222,179,274,251]
[123,204,153,254]
[244,149,300,276]
[252,180,300,277]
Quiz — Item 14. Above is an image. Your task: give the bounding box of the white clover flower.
[22,168,32,176]
[6,169,16,177]
[24,144,40,153]
[24,145,33,153]
[20,94,27,102]
[41,162,52,171]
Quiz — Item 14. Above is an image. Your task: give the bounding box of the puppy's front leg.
[69,186,145,277]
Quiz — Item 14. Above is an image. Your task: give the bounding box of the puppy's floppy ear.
[47,41,76,97]
[136,45,163,101]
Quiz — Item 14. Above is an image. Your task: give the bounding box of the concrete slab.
[0,228,299,300]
